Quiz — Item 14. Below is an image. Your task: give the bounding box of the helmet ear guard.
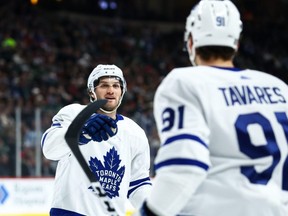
[184,0,243,65]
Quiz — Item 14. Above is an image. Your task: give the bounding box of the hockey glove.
[79,113,118,144]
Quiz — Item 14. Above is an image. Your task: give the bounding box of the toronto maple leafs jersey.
[41,104,152,216]
[149,66,288,216]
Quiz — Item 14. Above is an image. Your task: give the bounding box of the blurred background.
[0,0,288,179]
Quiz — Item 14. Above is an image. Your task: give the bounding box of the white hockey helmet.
[87,64,127,112]
[184,0,243,65]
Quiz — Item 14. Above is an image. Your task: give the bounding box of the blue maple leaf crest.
[89,147,125,198]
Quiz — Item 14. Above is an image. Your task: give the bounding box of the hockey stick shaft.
[65,100,107,182]
[65,99,118,215]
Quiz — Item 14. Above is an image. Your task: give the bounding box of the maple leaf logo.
[89,147,125,198]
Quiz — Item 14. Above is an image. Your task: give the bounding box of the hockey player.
[41,64,152,216]
[136,0,288,215]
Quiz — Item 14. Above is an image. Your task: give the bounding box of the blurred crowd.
[0,2,287,177]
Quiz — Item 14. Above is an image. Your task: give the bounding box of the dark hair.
[196,46,236,61]
[93,76,123,88]
[92,76,124,94]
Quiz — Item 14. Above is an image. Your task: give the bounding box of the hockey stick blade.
[65,99,118,215]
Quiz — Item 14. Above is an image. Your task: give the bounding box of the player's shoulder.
[245,68,288,85]
[162,65,211,82]
[169,65,215,73]
[117,115,146,135]
[167,65,196,76]
[157,66,201,91]
[117,114,142,129]
[166,66,286,82]
[56,103,86,116]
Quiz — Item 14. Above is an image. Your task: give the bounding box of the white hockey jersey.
[41,104,152,216]
[150,66,288,216]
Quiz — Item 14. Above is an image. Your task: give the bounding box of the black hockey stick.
[65,99,118,215]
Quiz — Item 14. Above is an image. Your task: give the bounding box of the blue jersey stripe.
[129,177,151,187]
[155,158,209,171]
[163,133,208,149]
[127,182,152,198]
[52,122,61,127]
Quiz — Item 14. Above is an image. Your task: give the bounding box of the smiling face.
[93,76,123,113]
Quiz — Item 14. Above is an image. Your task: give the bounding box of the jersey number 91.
[235,112,288,191]
[161,105,288,191]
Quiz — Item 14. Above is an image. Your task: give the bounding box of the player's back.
[154,66,288,216]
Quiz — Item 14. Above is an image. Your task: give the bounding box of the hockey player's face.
[95,77,122,111]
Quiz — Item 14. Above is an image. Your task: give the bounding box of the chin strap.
[99,108,115,114]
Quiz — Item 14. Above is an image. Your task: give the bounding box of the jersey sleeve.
[127,126,152,209]
[147,70,211,215]
[41,104,84,161]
